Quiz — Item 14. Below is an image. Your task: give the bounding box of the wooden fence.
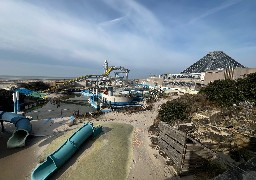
[158,121,186,172]
[158,121,214,174]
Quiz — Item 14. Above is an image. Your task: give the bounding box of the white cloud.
[101,0,164,36]
[0,0,185,77]
[0,0,254,77]
[188,0,242,25]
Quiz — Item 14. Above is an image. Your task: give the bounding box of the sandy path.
[97,98,176,179]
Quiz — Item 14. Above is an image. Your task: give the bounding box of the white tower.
[104,60,108,74]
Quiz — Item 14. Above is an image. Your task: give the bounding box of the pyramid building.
[181,51,245,74]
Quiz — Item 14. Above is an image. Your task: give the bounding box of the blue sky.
[0,0,255,78]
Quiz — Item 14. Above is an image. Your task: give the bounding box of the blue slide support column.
[16,91,20,112]
[13,93,17,114]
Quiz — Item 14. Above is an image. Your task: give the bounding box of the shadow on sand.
[0,130,43,159]
[0,117,72,159]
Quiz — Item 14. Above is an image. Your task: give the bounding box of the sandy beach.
[0,98,176,180]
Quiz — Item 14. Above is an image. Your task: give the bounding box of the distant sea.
[0,75,75,80]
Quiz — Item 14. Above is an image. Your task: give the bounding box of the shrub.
[157,94,213,124]
[237,73,256,104]
[199,79,240,107]
[158,99,189,124]
[200,73,256,107]
[178,94,213,113]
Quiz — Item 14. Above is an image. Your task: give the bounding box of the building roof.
[181,51,245,74]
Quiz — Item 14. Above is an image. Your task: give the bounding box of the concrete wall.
[203,67,256,85]
[203,70,225,85]
[232,67,256,79]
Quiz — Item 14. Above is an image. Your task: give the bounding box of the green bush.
[157,94,212,124]
[237,73,256,103]
[177,94,213,113]
[199,72,256,107]
[199,79,239,106]
[158,99,189,123]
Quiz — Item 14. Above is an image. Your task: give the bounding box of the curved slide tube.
[17,88,47,99]
[31,122,102,180]
[0,111,32,148]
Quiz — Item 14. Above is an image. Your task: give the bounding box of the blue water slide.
[16,88,33,95]
[16,88,47,98]
[31,122,102,180]
[81,89,94,97]
[0,111,32,148]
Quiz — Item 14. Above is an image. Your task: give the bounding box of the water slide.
[31,122,102,180]
[0,111,32,148]
[16,88,47,99]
